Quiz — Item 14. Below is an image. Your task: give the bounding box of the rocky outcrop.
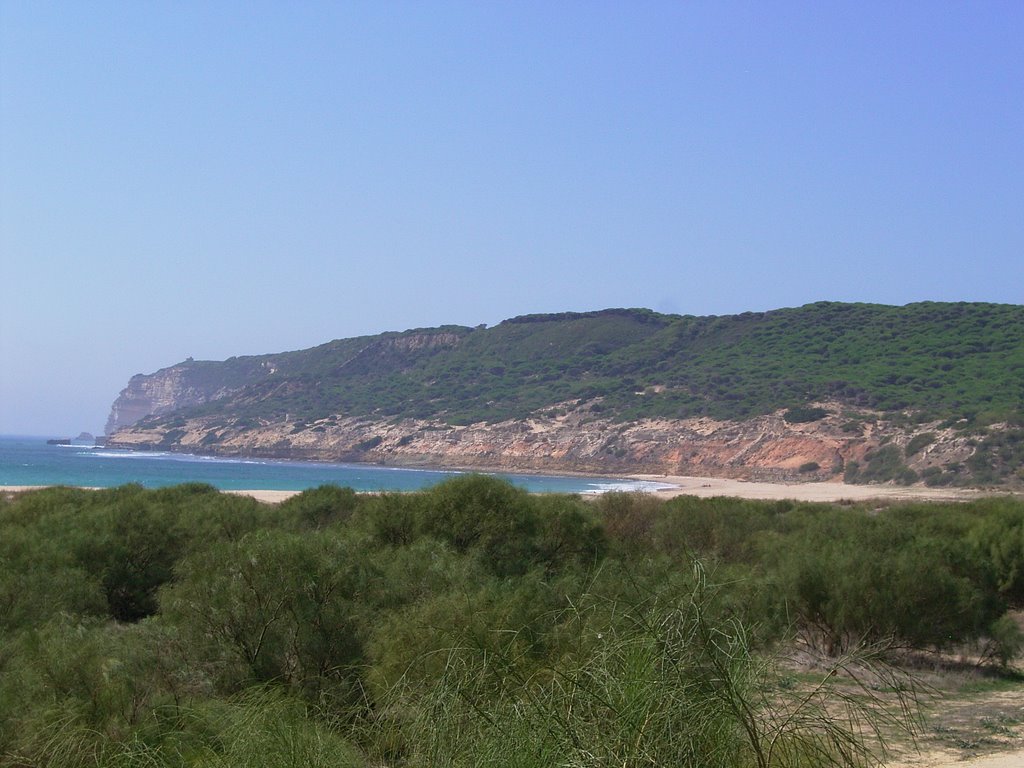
[104,363,264,435]
[104,330,468,436]
[106,367,200,435]
[105,400,1004,486]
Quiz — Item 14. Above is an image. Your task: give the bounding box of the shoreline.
[2,477,1010,505]
[14,438,1015,503]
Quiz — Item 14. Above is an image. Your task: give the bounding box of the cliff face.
[105,401,997,486]
[104,363,267,435]
[106,367,188,435]
[104,329,468,435]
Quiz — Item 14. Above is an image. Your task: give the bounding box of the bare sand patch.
[0,485,302,504]
[629,475,999,503]
[1,484,102,496]
[884,684,1024,768]
[224,488,302,504]
[889,748,1024,768]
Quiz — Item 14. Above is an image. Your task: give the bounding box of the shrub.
[279,484,359,529]
[905,432,936,457]
[355,435,383,452]
[161,530,369,706]
[784,406,829,424]
[848,445,912,484]
[421,475,539,576]
[985,614,1024,669]
[383,564,917,768]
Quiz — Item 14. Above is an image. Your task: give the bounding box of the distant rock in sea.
[48,433,100,447]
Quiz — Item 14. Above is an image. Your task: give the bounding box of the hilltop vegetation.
[2,481,1024,765]
[126,302,1024,429]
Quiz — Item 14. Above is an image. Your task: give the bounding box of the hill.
[106,302,1024,487]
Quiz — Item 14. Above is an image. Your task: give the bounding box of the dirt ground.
[886,685,1024,767]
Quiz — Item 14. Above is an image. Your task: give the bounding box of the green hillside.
[137,302,1024,429]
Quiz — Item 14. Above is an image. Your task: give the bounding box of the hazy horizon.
[3,2,1022,435]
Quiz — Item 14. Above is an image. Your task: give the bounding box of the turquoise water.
[0,435,673,495]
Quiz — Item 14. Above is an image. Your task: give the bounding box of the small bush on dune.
[279,484,359,530]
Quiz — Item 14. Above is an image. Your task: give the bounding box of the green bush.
[847,445,916,484]
[3,484,1022,766]
[905,432,936,457]
[279,484,359,529]
[784,406,829,424]
[419,475,540,576]
[382,564,916,768]
[161,529,369,706]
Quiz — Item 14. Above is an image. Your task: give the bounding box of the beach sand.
[223,488,303,503]
[1,484,103,496]
[2,479,1007,505]
[0,485,302,504]
[629,475,997,503]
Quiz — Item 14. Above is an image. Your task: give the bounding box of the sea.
[0,435,674,496]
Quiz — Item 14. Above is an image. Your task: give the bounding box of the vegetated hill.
[107,302,1024,487]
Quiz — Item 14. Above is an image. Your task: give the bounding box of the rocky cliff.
[105,357,282,435]
[105,399,1016,488]
[105,367,216,435]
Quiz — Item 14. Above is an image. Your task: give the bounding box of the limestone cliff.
[105,400,1013,488]
[105,358,277,435]
[106,367,208,435]
[105,328,469,435]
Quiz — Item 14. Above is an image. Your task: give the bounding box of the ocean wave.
[84,450,267,465]
[581,480,677,495]
[85,450,174,459]
[192,455,271,465]
[377,465,463,475]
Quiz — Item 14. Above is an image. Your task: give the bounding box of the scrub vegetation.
[140,301,1024,429]
[2,480,1023,766]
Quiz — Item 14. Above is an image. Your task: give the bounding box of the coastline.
[21,434,1012,503]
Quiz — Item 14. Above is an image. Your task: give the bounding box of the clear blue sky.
[2,1,1022,436]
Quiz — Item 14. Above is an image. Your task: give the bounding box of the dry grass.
[779,644,1024,767]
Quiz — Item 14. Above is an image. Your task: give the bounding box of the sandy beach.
[0,485,302,504]
[1,485,104,496]
[3,479,1010,505]
[629,475,1000,503]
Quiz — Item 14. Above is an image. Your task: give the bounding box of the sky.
[1,1,1022,436]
